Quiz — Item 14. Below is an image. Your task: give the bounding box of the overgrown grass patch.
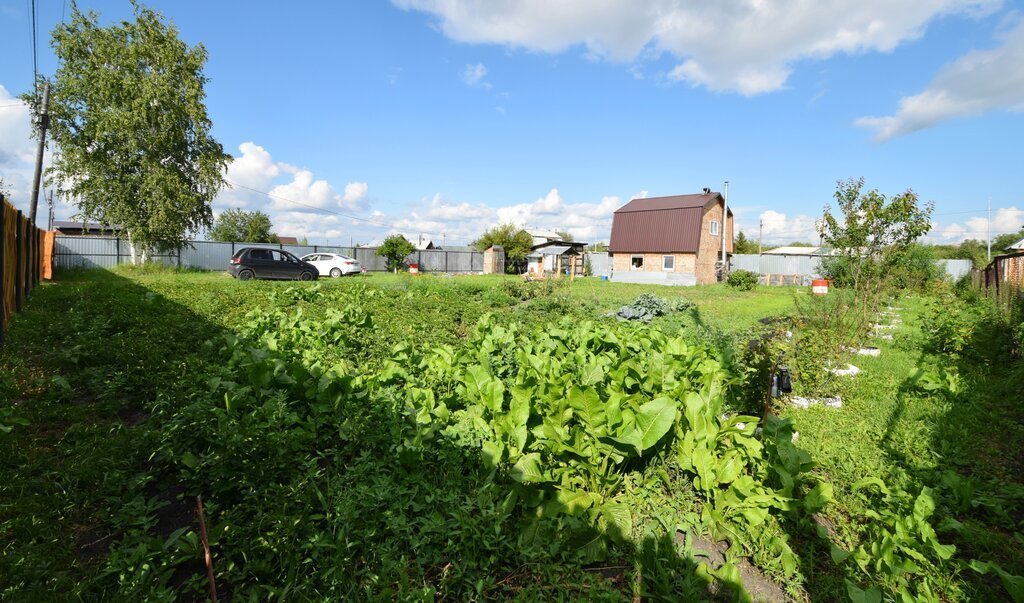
[1,270,1020,600]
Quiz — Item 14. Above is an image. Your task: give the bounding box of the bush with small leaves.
[727,270,758,291]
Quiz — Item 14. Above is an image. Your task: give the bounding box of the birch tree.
[38,1,227,262]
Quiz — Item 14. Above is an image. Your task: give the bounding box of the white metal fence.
[53,236,484,273]
[730,254,973,282]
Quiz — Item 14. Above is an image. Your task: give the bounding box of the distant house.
[277,236,299,245]
[54,220,122,236]
[608,191,733,285]
[519,228,586,277]
[1009,237,1024,252]
[524,228,564,247]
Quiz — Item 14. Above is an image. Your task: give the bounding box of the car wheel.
[238,269,254,281]
[299,271,315,281]
[330,268,342,277]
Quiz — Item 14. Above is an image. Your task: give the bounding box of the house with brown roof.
[608,191,733,285]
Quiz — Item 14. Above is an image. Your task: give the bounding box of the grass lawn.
[1,268,1020,601]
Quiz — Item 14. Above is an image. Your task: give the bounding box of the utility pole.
[29,82,50,226]
[47,190,54,231]
[758,218,763,255]
[721,181,729,264]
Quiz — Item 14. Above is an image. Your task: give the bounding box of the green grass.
[1,268,1020,600]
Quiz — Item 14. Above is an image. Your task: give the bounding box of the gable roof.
[1009,237,1024,251]
[609,193,730,253]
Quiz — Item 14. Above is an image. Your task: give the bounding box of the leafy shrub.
[727,269,758,290]
[838,481,959,602]
[382,315,823,567]
[888,244,944,291]
[671,297,695,311]
[617,293,670,322]
[921,295,979,357]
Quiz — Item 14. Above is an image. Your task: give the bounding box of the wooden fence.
[1,194,53,346]
[973,250,1024,309]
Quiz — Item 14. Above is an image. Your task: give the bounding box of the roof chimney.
[702,187,711,195]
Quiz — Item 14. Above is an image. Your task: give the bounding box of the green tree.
[0,177,11,200]
[993,227,1024,253]
[37,2,228,263]
[733,230,759,254]
[555,230,574,242]
[377,234,415,272]
[209,209,276,243]
[472,223,534,272]
[816,177,933,330]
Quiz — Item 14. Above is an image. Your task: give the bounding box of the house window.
[662,255,674,271]
[630,256,644,270]
[709,220,720,236]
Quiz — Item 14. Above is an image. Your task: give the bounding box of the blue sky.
[1,0,1023,246]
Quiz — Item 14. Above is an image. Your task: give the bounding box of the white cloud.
[0,85,39,214]
[0,85,34,167]
[757,209,822,243]
[343,181,369,203]
[923,205,1024,242]
[384,188,637,245]
[462,62,489,86]
[218,142,367,218]
[857,17,1024,140]
[393,0,999,95]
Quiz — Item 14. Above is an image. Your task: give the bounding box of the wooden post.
[0,198,6,347]
[15,211,24,311]
[994,260,1001,306]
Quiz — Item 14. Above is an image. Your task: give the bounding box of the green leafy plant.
[616,293,670,323]
[727,270,758,291]
[837,481,958,602]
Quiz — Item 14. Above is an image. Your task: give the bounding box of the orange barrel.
[409,263,420,274]
[812,279,829,295]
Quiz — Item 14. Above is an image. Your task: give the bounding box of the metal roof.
[614,193,721,213]
[538,245,571,255]
[1010,237,1024,250]
[609,193,730,253]
[762,246,823,256]
[53,220,122,231]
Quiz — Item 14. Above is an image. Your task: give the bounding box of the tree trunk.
[127,231,148,265]
[128,231,138,265]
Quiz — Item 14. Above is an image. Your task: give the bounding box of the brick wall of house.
[612,252,697,274]
[695,200,733,284]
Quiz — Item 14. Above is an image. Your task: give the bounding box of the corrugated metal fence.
[585,252,612,277]
[730,254,973,284]
[53,236,484,273]
[2,194,52,346]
